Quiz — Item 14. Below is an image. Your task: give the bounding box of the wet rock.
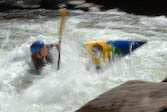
[23,0,41,5]
[67,0,85,6]
[88,4,103,12]
[85,0,167,16]
[0,0,167,16]
[89,6,100,12]
[15,1,24,5]
[66,0,85,9]
[19,4,40,8]
[162,77,167,83]
[0,0,5,4]
[41,0,63,9]
[0,0,41,11]
[75,80,167,112]
[13,0,41,9]
[57,3,66,8]
[74,3,93,11]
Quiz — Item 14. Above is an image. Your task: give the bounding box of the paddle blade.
[60,8,67,17]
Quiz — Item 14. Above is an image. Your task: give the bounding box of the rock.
[0,0,167,16]
[89,6,100,12]
[23,0,41,5]
[85,0,167,16]
[66,0,86,9]
[13,0,41,9]
[67,0,85,6]
[41,0,63,9]
[75,80,167,112]
[20,4,41,8]
[88,4,103,11]
[15,1,24,5]
[57,3,66,8]
[74,3,93,11]
[162,77,167,83]
[0,0,5,4]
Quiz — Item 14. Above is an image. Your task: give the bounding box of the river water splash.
[0,9,167,112]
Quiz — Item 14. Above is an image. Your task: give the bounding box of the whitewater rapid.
[0,9,167,112]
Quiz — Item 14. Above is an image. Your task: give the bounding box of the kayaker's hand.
[55,43,60,50]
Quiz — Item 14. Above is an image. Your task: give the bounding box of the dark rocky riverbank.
[75,80,167,112]
[0,0,167,16]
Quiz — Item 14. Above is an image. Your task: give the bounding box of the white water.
[0,9,167,112]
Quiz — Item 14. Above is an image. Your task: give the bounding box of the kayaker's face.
[36,46,48,59]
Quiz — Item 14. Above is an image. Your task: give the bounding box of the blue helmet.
[30,40,45,54]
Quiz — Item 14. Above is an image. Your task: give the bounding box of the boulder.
[66,0,86,9]
[41,0,63,9]
[0,0,5,4]
[74,3,93,11]
[1,0,167,16]
[75,80,167,112]
[89,6,101,12]
[85,0,167,16]
[0,0,41,11]
[67,0,85,6]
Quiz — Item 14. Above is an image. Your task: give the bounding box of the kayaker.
[30,40,60,73]
[84,40,112,70]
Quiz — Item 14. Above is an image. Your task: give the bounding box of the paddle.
[57,8,67,70]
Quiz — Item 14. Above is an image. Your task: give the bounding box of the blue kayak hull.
[106,40,147,56]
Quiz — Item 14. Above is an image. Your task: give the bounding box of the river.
[0,9,167,112]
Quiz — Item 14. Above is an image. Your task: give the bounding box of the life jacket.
[84,40,111,66]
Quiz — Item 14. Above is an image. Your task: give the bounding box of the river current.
[0,9,167,112]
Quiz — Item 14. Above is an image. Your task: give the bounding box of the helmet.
[30,40,45,54]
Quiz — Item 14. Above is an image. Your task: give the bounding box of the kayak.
[83,40,147,66]
[84,40,147,56]
[106,40,147,56]
[84,40,147,65]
